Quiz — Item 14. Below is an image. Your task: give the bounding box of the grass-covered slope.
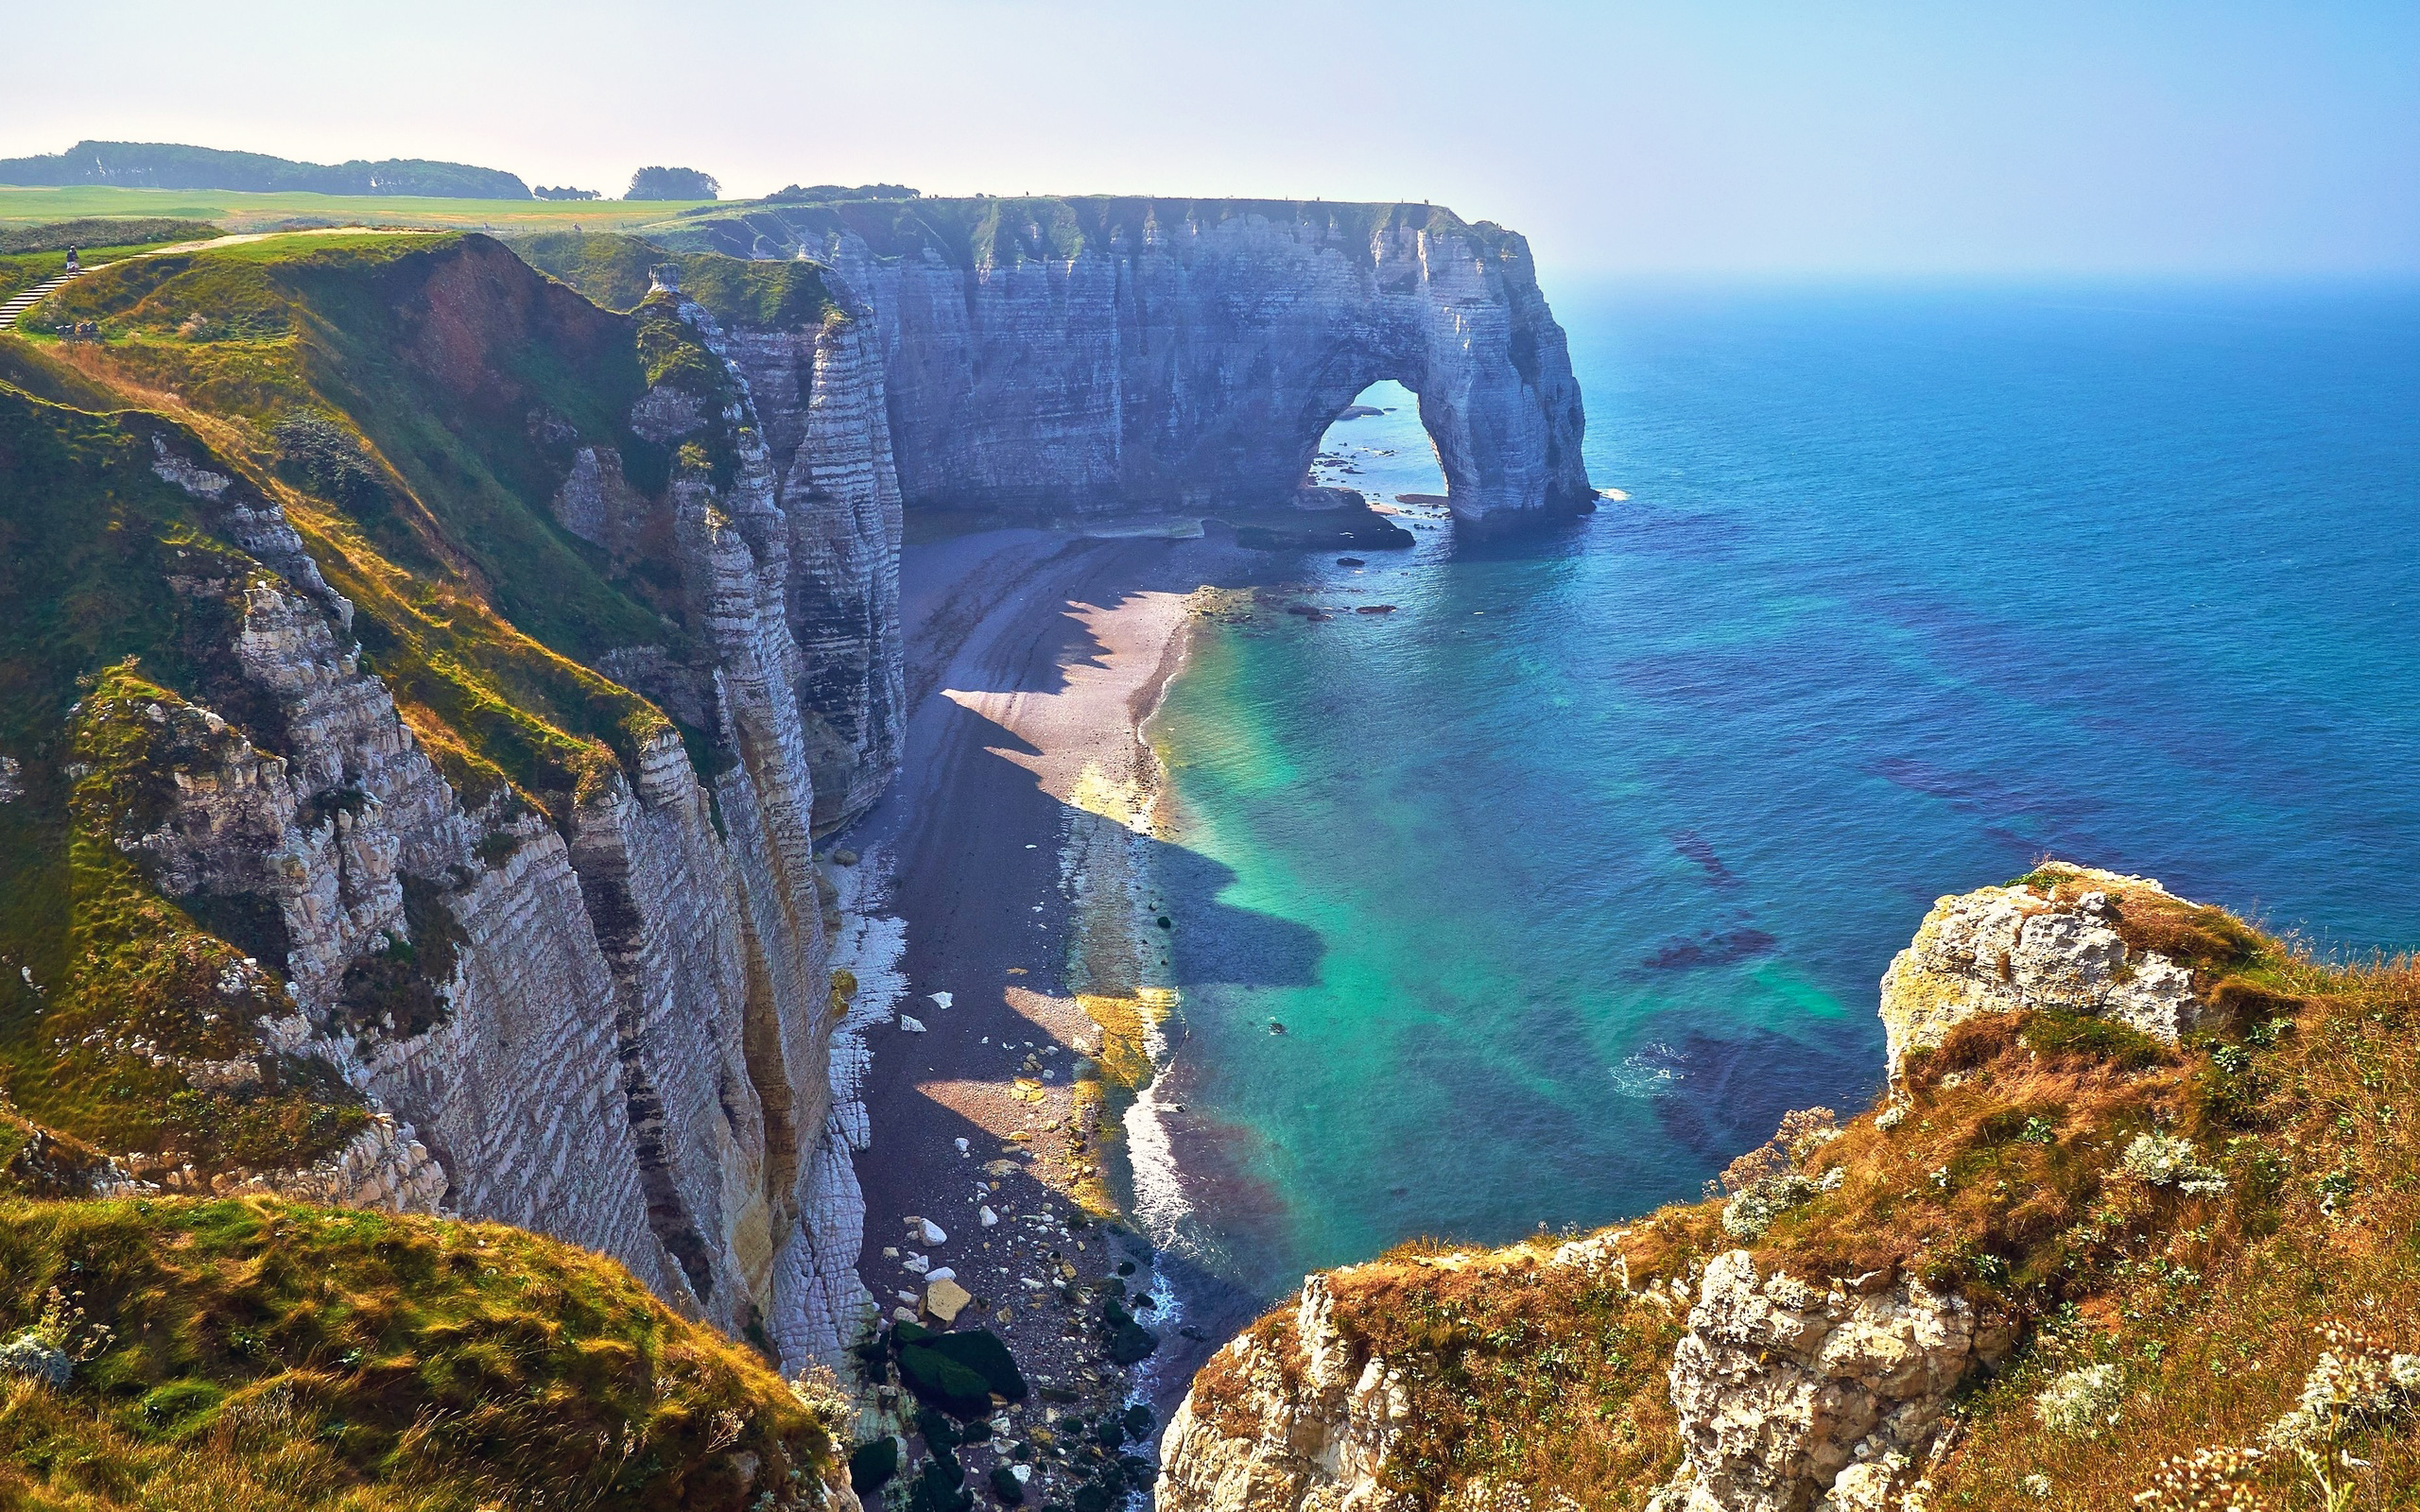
[0,232,731,1176]
[0,205,863,1511]
[510,231,843,330]
[0,1196,848,1510]
[0,226,856,1181]
[6,231,692,815]
[0,226,226,304]
[0,386,372,1170]
[1182,869,2418,1510]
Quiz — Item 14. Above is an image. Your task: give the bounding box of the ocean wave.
[1610,1040,1689,1098]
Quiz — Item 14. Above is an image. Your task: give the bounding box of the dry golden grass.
[1923,950,2420,1512]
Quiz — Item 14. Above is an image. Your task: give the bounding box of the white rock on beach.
[899,1015,926,1034]
[980,1205,999,1228]
[955,1137,970,1154]
[919,1218,948,1246]
[930,991,954,1009]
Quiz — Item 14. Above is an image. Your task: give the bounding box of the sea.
[1128,279,2420,1304]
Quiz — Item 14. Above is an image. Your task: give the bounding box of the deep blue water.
[1137,281,2420,1301]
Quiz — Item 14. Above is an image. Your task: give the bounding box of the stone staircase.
[0,266,91,330]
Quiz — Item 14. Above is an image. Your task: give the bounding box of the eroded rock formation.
[23,238,913,1374]
[1663,1253,2010,1512]
[1157,1273,1418,1512]
[1877,866,2205,1081]
[671,198,1595,530]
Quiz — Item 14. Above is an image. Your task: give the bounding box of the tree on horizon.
[625,165,717,200]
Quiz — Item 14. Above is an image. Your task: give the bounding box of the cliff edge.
[1156,866,2420,1511]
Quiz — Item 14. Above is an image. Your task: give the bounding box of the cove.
[1131,281,2420,1302]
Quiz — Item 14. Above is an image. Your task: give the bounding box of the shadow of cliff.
[897,676,1325,996]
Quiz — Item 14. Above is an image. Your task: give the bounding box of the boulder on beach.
[1109,1321,1160,1365]
[925,1276,973,1323]
[850,1436,901,1494]
[896,1322,1029,1418]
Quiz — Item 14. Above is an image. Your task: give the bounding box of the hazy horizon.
[5,0,2413,280]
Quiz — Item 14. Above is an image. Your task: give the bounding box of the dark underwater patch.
[1640,927,1778,971]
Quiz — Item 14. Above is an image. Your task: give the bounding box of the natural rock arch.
[674,198,1598,531]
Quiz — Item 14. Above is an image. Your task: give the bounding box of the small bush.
[273,411,381,505]
[2020,1008,2169,1072]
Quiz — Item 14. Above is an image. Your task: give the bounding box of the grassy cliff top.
[3,233,683,809]
[510,231,844,329]
[606,195,1534,270]
[0,1195,846,1510]
[0,226,230,304]
[0,218,223,254]
[1187,875,2420,1510]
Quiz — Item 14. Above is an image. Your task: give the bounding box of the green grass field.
[0,183,718,234]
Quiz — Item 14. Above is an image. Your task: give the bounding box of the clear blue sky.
[6,0,2414,277]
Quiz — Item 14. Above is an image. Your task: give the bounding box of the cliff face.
[658,198,1594,530]
[0,233,904,1371]
[1155,867,2419,1512]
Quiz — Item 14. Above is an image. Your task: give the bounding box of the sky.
[4,0,2415,278]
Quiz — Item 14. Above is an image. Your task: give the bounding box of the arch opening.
[1305,380,1450,518]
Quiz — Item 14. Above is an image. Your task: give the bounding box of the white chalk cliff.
[669,198,1595,530]
[81,239,907,1373]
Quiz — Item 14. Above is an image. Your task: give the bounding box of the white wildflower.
[2263,1325,2419,1451]
[1720,1173,1816,1242]
[2035,1364,2124,1435]
[2119,1132,2227,1196]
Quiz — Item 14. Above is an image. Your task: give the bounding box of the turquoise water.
[1140,282,2420,1301]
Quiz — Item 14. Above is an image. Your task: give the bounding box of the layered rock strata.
[113,289,899,1367]
[672,198,1594,530]
[557,269,907,834]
